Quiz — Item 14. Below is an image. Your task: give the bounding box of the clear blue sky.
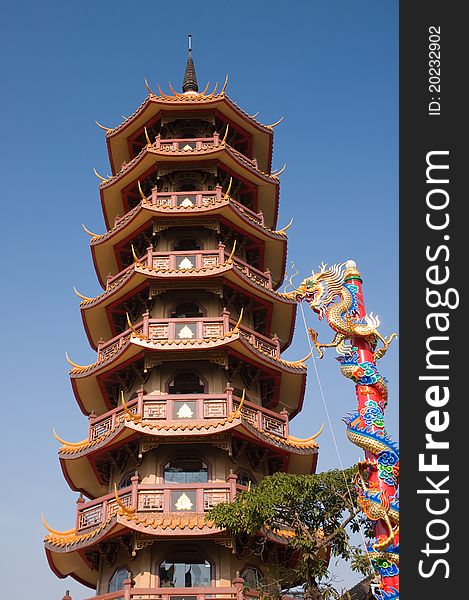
[0,1,398,598]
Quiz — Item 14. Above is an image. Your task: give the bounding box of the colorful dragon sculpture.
[285,260,399,599]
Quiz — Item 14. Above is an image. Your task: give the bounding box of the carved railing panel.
[88,392,287,439]
[76,482,239,532]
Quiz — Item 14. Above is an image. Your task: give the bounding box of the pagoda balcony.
[106,245,272,291]
[75,475,240,533]
[88,388,289,441]
[115,185,265,227]
[81,585,273,600]
[146,132,258,168]
[83,585,249,600]
[95,312,280,365]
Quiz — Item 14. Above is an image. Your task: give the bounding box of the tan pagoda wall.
[122,361,265,409]
[97,541,273,596]
[108,443,266,493]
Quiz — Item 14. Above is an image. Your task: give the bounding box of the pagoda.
[44,40,321,599]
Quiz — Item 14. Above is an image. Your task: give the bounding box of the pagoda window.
[160,117,213,141]
[176,181,198,192]
[241,566,263,590]
[168,372,205,395]
[159,556,212,588]
[108,567,130,593]
[170,301,204,319]
[163,455,209,484]
[173,237,202,251]
[118,471,133,490]
[236,469,257,488]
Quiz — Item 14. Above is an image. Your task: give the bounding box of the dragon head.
[292,262,346,318]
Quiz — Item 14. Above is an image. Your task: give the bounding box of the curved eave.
[45,545,97,588]
[58,426,137,498]
[89,199,287,289]
[70,332,307,417]
[59,417,318,497]
[80,263,297,353]
[99,144,280,230]
[105,93,274,175]
[45,511,224,557]
[45,512,295,589]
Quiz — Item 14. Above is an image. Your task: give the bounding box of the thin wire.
[299,303,384,595]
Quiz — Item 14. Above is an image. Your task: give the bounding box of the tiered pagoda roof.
[45,43,322,596]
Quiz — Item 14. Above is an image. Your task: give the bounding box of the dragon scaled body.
[287,260,399,599]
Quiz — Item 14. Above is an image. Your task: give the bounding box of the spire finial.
[183,34,199,93]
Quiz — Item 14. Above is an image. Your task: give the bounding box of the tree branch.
[316,509,360,549]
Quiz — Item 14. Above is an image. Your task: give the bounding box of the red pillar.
[344,260,399,595]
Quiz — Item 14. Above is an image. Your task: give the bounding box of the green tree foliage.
[207,467,373,600]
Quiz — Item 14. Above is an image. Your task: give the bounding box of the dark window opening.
[164,456,208,484]
[168,372,205,395]
[242,567,262,590]
[108,568,130,593]
[118,472,133,490]
[171,302,204,319]
[159,559,211,588]
[236,469,257,488]
[173,238,202,251]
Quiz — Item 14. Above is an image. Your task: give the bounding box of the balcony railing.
[95,311,280,365]
[81,584,295,600]
[106,244,272,291]
[83,584,243,600]
[113,186,264,230]
[148,133,257,167]
[88,388,288,441]
[76,475,239,532]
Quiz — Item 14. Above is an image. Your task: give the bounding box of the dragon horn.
[137,181,147,201]
[144,127,152,146]
[93,168,109,182]
[156,83,171,99]
[65,352,92,370]
[233,389,246,417]
[144,77,156,97]
[289,422,325,442]
[221,124,229,144]
[275,218,293,234]
[222,177,233,201]
[82,223,100,237]
[41,514,75,536]
[126,312,139,336]
[168,81,179,96]
[284,265,305,295]
[226,239,237,264]
[290,350,313,366]
[114,483,136,514]
[73,287,93,302]
[120,390,133,416]
[95,121,112,132]
[272,163,286,177]
[199,81,210,95]
[52,427,87,447]
[266,116,284,128]
[220,74,229,94]
[249,111,260,119]
[231,308,244,334]
[126,312,147,341]
[131,245,145,267]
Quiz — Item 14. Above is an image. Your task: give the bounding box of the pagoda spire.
[182,34,199,93]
